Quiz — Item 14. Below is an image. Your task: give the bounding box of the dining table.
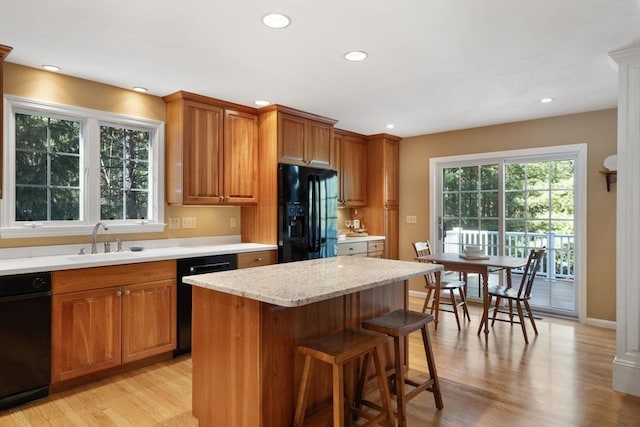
[416,252,529,341]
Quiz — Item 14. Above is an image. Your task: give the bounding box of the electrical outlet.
[406,215,417,224]
[230,217,237,228]
[182,217,197,229]
[169,217,181,229]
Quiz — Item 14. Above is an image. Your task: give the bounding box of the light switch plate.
[169,217,181,229]
[406,215,417,224]
[182,217,197,228]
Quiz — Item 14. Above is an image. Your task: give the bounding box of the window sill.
[0,222,166,238]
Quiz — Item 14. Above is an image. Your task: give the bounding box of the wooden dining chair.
[487,247,546,343]
[412,241,471,330]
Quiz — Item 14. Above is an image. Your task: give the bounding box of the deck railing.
[443,227,575,280]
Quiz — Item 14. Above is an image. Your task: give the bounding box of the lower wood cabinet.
[237,250,277,269]
[51,260,176,383]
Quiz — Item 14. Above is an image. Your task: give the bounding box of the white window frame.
[429,143,587,323]
[2,95,165,237]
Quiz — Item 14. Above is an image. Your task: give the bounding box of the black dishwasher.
[0,272,51,411]
[174,254,237,357]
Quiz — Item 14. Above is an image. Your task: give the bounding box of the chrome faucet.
[91,222,109,254]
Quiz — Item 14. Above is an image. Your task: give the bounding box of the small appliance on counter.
[278,164,338,263]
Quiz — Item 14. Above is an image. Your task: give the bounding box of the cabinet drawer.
[367,240,385,253]
[337,241,367,256]
[53,260,176,294]
[237,250,277,269]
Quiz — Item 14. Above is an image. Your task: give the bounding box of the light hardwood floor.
[1,296,639,426]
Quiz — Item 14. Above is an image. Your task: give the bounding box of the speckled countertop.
[0,236,276,276]
[183,256,443,307]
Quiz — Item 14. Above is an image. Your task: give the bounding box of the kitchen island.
[183,256,443,427]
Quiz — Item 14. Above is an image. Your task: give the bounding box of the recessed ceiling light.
[386,124,395,130]
[42,65,61,72]
[255,100,270,107]
[132,87,148,93]
[540,98,553,103]
[344,51,368,62]
[262,13,290,29]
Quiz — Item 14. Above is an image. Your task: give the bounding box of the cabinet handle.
[116,291,122,297]
[256,257,262,262]
[124,290,131,296]
[349,248,354,251]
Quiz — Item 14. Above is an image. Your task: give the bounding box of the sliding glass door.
[436,148,582,317]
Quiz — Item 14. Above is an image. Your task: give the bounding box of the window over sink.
[1,96,165,237]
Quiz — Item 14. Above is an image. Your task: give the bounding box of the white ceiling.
[2,1,639,137]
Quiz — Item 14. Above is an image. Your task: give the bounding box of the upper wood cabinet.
[334,129,367,207]
[276,108,336,169]
[0,44,12,200]
[164,91,258,205]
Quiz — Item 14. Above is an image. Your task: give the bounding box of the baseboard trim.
[613,356,640,397]
[586,317,616,330]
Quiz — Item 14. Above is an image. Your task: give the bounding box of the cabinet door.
[278,113,306,165]
[383,138,399,206]
[341,135,367,206]
[52,287,122,383]
[224,109,258,204]
[183,100,224,204]
[306,120,334,169]
[384,206,399,260]
[121,279,176,364]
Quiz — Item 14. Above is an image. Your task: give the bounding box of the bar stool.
[361,309,443,427]
[293,328,395,427]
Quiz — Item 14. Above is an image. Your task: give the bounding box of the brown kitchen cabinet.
[237,250,277,269]
[0,44,12,200]
[334,129,367,207]
[51,261,176,383]
[364,134,400,259]
[277,110,335,169]
[164,91,258,205]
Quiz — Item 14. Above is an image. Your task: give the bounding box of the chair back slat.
[412,241,438,286]
[517,248,546,298]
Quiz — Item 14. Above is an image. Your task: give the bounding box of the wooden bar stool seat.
[362,310,443,427]
[294,328,395,427]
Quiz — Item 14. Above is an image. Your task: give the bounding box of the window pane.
[15,151,46,185]
[527,191,549,219]
[51,188,80,220]
[443,192,459,217]
[51,153,80,187]
[100,125,151,220]
[442,168,459,192]
[16,187,47,221]
[480,165,498,190]
[550,190,573,218]
[460,192,478,217]
[14,112,81,222]
[49,118,80,154]
[526,162,550,190]
[480,191,498,217]
[505,191,525,218]
[15,113,47,151]
[460,167,478,191]
[551,160,574,189]
[505,163,525,190]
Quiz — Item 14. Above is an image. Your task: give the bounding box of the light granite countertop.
[183,256,443,307]
[0,236,276,276]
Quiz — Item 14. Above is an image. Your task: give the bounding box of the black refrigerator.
[278,163,338,263]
